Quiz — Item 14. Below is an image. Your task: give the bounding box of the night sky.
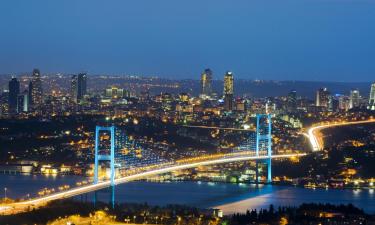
[1,0,375,81]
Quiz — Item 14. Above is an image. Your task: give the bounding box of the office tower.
[17,90,29,113]
[30,69,43,108]
[71,75,77,102]
[349,89,361,109]
[223,71,234,111]
[338,95,350,111]
[200,68,213,98]
[8,77,20,114]
[328,95,339,112]
[0,90,9,116]
[71,73,87,103]
[28,81,33,106]
[315,88,330,108]
[287,90,297,112]
[369,82,375,110]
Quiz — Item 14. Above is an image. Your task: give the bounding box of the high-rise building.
[338,95,350,111]
[0,90,9,116]
[8,77,20,114]
[349,89,361,109]
[328,95,339,112]
[369,82,375,110]
[223,71,234,111]
[316,88,330,108]
[71,75,77,102]
[287,90,297,112]
[200,69,213,98]
[17,90,29,113]
[30,69,43,109]
[71,73,87,103]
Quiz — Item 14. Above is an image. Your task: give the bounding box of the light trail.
[182,125,253,131]
[307,119,375,151]
[0,153,305,214]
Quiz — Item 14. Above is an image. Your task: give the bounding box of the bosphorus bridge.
[0,114,306,214]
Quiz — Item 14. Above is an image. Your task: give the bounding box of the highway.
[0,152,305,214]
[307,119,375,151]
[182,125,254,131]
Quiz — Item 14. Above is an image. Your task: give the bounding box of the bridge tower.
[255,114,272,183]
[94,125,115,186]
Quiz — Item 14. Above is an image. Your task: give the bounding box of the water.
[1,174,374,214]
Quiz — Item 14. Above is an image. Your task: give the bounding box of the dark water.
[1,174,374,214]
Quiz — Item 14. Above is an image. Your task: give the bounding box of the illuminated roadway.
[307,119,375,151]
[182,125,253,131]
[2,119,374,214]
[0,152,305,214]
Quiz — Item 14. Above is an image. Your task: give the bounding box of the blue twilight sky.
[0,0,375,81]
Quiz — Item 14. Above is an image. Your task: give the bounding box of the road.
[307,119,375,151]
[182,125,254,131]
[0,152,305,215]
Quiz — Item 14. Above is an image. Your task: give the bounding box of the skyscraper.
[30,69,43,109]
[71,75,77,102]
[17,90,29,113]
[71,73,87,103]
[349,89,361,109]
[223,71,234,111]
[8,77,20,114]
[369,82,375,110]
[338,95,350,111]
[287,90,297,112]
[200,69,213,98]
[316,88,330,108]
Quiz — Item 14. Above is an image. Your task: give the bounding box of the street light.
[4,187,7,199]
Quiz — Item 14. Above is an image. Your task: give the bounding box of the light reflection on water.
[1,174,375,214]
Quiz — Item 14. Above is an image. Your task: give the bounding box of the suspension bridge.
[0,114,306,214]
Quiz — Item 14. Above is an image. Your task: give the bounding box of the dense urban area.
[1,69,375,224]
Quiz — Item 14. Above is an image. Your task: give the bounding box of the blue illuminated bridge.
[0,114,306,214]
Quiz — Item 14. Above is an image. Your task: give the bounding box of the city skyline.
[2,1,375,224]
[1,0,375,82]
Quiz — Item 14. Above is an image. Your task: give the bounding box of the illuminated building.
[338,95,350,111]
[349,89,360,109]
[178,93,189,102]
[105,86,125,99]
[223,71,234,111]
[71,73,87,103]
[30,68,43,109]
[315,87,330,108]
[235,98,246,111]
[328,95,339,112]
[287,90,297,112]
[8,77,20,114]
[17,90,29,113]
[200,68,213,99]
[369,82,375,110]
